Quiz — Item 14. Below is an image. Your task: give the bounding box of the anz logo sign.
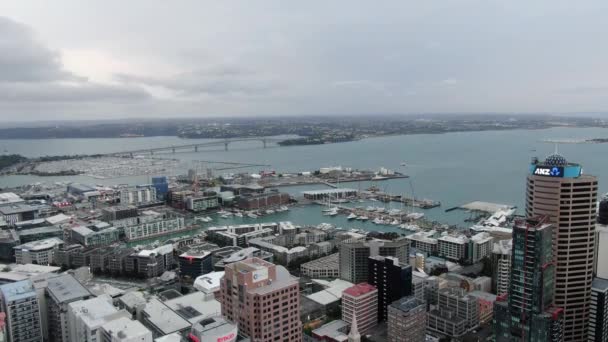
[534,166,563,177]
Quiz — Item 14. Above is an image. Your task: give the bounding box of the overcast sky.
[1,0,608,122]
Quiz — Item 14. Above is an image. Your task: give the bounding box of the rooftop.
[14,237,63,251]
[470,232,493,244]
[46,274,91,303]
[438,234,469,244]
[192,316,237,339]
[142,297,191,334]
[118,291,147,309]
[343,283,377,297]
[0,279,36,302]
[18,225,62,236]
[592,277,608,291]
[311,319,348,342]
[390,296,425,312]
[302,188,358,195]
[154,333,183,342]
[493,239,512,255]
[138,244,173,257]
[101,316,151,339]
[68,295,124,327]
[307,279,354,306]
[0,203,37,215]
[0,193,23,205]
[194,271,225,294]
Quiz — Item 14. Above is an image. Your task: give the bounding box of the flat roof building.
[14,237,64,265]
[387,296,426,342]
[0,279,43,342]
[100,317,153,342]
[342,283,378,335]
[46,274,93,342]
[67,295,131,342]
[220,258,301,342]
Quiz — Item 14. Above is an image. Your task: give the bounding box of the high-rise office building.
[590,198,608,342]
[493,216,563,341]
[219,258,301,342]
[339,238,409,283]
[387,296,426,342]
[526,154,598,340]
[0,280,43,342]
[491,239,512,296]
[367,256,412,322]
[46,274,93,342]
[589,278,608,342]
[341,283,378,335]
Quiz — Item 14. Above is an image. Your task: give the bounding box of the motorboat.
[234,212,243,218]
[247,212,258,219]
[347,213,358,220]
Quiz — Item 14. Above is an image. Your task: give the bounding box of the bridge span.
[107,137,284,156]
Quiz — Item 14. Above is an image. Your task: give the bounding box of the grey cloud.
[0,82,149,103]
[0,16,81,82]
[0,16,149,106]
[115,67,281,97]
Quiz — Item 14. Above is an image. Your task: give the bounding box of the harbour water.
[2,127,608,232]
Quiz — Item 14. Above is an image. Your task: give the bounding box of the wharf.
[364,192,441,209]
[260,173,407,188]
[445,201,515,214]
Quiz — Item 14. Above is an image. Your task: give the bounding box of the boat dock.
[364,192,441,209]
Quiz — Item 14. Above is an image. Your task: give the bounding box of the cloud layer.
[1,1,608,121]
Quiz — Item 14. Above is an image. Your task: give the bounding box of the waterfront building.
[590,278,608,342]
[67,295,131,342]
[405,231,438,254]
[339,238,409,283]
[437,234,468,261]
[367,256,412,322]
[236,191,290,210]
[206,223,278,247]
[46,274,93,342]
[100,316,153,342]
[491,239,512,296]
[102,206,138,222]
[219,258,301,342]
[301,188,358,201]
[387,296,426,342]
[468,232,493,263]
[493,216,563,342]
[526,154,597,340]
[185,191,219,212]
[13,237,64,265]
[151,176,169,201]
[301,253,340,279]
[120,185,157,206]
[0,203,38,225]
[121,211,185,241]
[341,283,378,335]
[0,280,43,342]
[69,225,120,247]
